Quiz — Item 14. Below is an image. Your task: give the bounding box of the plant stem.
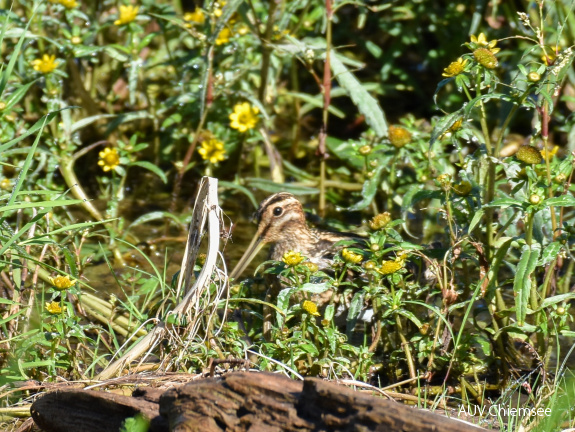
[257,0,279,103]
[59,157,104,222]
[395,314,416,378]
[317,0,333,218]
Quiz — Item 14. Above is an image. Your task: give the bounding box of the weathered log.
[159,372,486,432]
[31,372,486,432]
[30,389,168,432]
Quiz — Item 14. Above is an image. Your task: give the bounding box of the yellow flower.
[473,48,498,69]
[196,253,207,266]
[302,300,320,316]
[198,138,226,164]
[98,147,121,172]
[31,54,58,74]
[302,262,319,273]
[229,102,259,132]
[282,251,304,267]
[48,275,76,291]
[453,180,472,196]
[213,1,226,17]
[470,33,500,53]
[114,5,139,26]
[184,8,205,24]
[237,24,249,36]
[450,118,463,132]
[527,71,541,82]
[442,58,468,77]
[540,145,559,162]
[45,301,63,314]
[0,178,11,190]
[370,212,391,230]
[388,125,411,148]
[215,27,232,45]
[59,0,79,8]
[378,260,403,275]
[341,248,363,264]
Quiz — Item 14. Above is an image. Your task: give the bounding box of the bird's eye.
[273,207,283,216]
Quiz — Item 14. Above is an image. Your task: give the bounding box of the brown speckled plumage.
[230,192,361,280]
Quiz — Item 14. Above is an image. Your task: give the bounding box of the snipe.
[230,192,362,280]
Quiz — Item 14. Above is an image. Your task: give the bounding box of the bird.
[228,192,365,340]
[229,192,363,280]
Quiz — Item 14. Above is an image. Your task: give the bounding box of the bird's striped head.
[230,192,307,279]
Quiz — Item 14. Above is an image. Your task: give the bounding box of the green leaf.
[326,137,364,169]
[544,195,575,207]
[286,91,345,118]
[245,178,318,195]
[396,309,422,328]
[3,109,73,222]
[129,161,167,183]
[513,244,541,326]
[485,198,524,209]
[0,199,84,215]
[539,293,575,310]
[402,188,443,212]
[429,110,462,148]
[463,93,512,118]
[330,54,387,138]
[324,304,335,322]
[347,162,385,211]
[539,241,562,267]
[3,80,37,112]
[104,46,130,62]
[0,108,74,154]
[346,291,364,335]
[468,208,484,235]
[276,287,295,327]
[0,7,35,98]
[70,113,117,133]
[299,283,328,294]
[493,323,538,340]
[219,181,258,209]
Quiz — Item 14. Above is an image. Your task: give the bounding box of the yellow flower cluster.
[469,33,500,70]
[302,300,320,316]
[388,125,411,148]
[49,0,79,8]
[216,27,233,45]
[31,55,58,74]
[98,147,121,172]
[115,5,139,26]
[342,248,363,264]
[49,275,76,291]
[230,102,259,132]
[378,260,403,275]
[453,180,472,197]
[282,251,304,267]
[198,138,226,164]
[370,212,391,230]
[184,8,205,25]
[470,33,500,54]
[302,262,319,273]
[473,48,498,69]
[540,145,559,162]
[45,301,63,314]
[442,58,468,77]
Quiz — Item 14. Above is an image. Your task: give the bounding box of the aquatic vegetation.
[1,0,575,430]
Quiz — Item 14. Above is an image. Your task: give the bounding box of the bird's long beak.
[229,233,266,281]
